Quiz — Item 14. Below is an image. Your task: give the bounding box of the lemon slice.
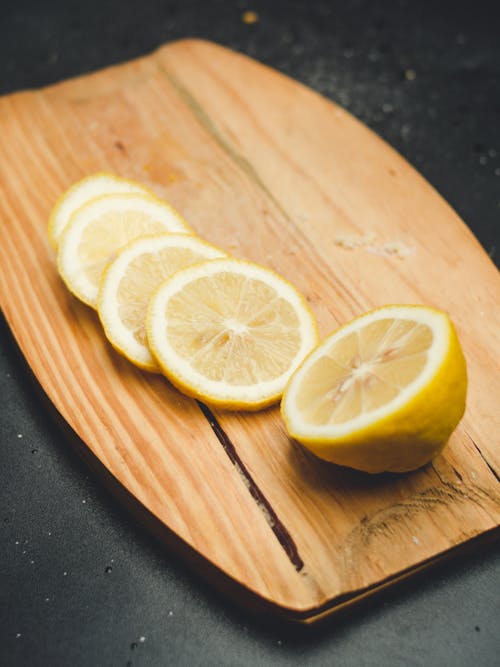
[98,234,227,372]
[147,259,319,410]
[48,172,151,248]
[281,305,467,473]
[57,192,192,308]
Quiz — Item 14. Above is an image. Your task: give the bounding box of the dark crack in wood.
[197,401,304,572]
[467,432,500,485]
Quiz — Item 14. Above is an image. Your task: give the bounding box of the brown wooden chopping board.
[1,39,499,622]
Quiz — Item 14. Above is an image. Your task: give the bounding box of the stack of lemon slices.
[51,173,319,410]
[50,172,467,473]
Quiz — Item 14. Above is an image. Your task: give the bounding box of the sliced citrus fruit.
[146,259,319,410]
[48,172,151,248]
[57,192,192,308]
[281,305,467,473]
[98,234,227,372]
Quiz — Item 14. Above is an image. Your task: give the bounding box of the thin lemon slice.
[48,172,151,248]
[281,305,467,473]
[57,192,192,308]
[98,234,227,372]
[147,259,319,410]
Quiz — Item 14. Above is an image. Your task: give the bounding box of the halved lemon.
[98,234,227,372]
[57,192,192,308]
[48,172,151,249]
[146,259,319,410]
[281,305,467,473]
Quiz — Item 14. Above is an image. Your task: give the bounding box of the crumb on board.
[334,233,377,250]
[242,10,259,24]
[380,241,415,259]
[334,233,415,259]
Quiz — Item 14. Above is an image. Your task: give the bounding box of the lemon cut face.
[98,234,226,371]
[147,259,319,410]
[281,305,467,473]
[57,193,192,308]
[48,172,151,248]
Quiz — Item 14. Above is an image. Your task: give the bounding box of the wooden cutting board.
[1,39,499,622]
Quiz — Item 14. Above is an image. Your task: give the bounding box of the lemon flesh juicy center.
[118,247,219,346]
[98,235,226,371]
[167,274,301,384]
[147,259,318,409]
[295,318,432,425]
[282,305,467,473]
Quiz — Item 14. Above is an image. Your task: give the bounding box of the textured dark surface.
[1,1,499,665]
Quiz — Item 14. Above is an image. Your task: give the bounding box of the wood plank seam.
[466,431,500,485]
[198,401,305,572]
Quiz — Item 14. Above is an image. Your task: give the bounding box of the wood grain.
[0,39,499,620]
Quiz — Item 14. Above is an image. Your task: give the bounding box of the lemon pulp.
[147,259,318,409]
[295,318,432,425]
[98,234,226,371]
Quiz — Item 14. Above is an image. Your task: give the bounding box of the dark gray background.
[1,1,499,665]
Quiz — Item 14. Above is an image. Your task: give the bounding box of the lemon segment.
[57,192,192,308]
[98,234,227,371]
[48,172,151,249]
[281,305,467,473]
[146,259,319,409]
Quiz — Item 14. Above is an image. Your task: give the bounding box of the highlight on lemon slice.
[281,305,467,473]
[57,192,192,308]
[98,234,227,372]
[146,259,319,410]
[48,172,151,249]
